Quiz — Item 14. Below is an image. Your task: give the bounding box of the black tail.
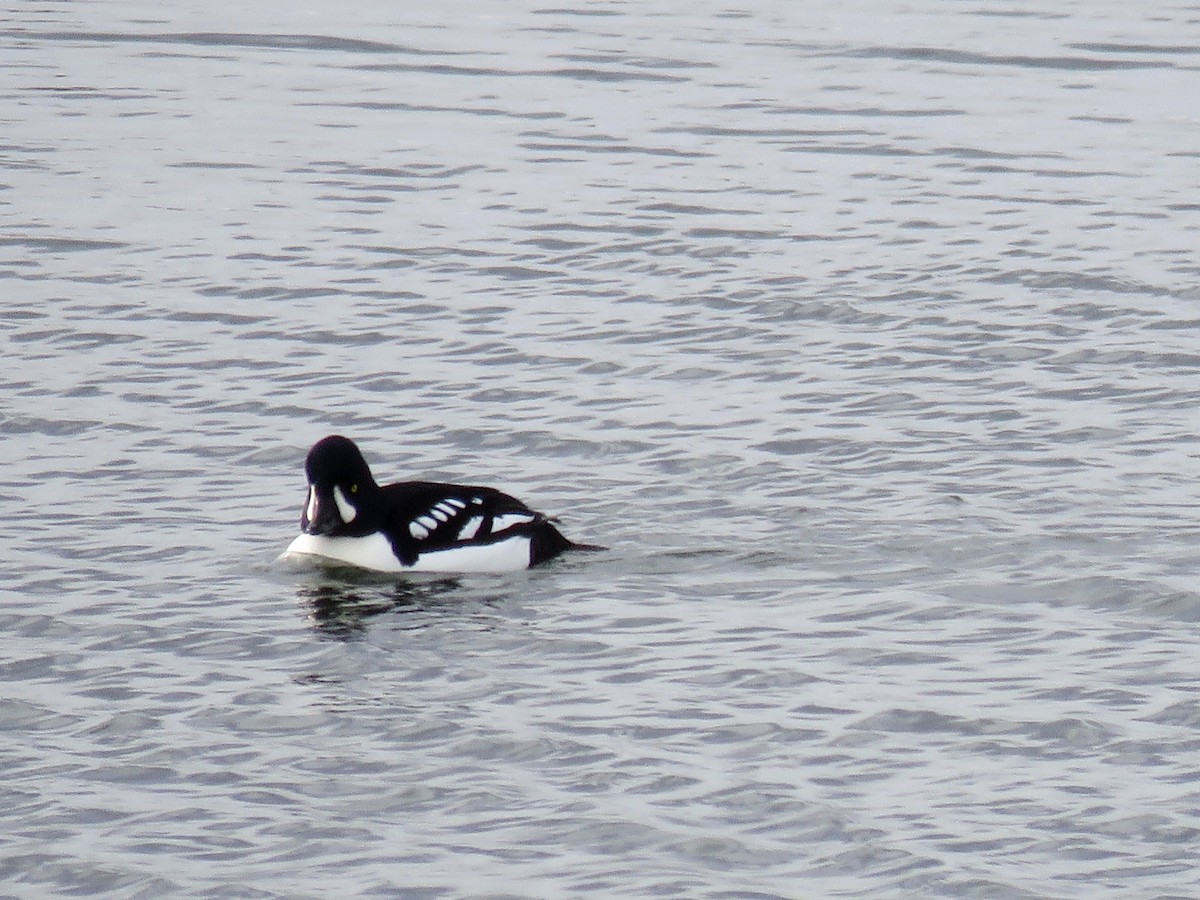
[567,541,607,553]
[529,522,605,566]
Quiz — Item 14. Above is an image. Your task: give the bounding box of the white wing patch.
[457,515,484,540]
[408,498,475,541]
[403,498,537,546]
[492,512,537,531]
[433,499,465,520]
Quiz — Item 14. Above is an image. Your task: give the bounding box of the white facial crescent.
[333,485,357,523]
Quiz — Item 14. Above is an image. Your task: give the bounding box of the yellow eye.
[350,484,358,494]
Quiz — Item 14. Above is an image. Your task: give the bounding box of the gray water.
[3,1,1200,896]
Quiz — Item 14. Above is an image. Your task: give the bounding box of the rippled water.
[4,1,1200,896]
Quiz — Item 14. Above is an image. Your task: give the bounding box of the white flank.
[284,532,405,572]
[333,485,357,523]
[305,486,317,524]
[283,532,533,573]
[408,536,532,573]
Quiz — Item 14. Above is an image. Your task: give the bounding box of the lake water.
[3,1,1200,896]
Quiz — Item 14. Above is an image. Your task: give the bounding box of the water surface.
[3,1,1200,896]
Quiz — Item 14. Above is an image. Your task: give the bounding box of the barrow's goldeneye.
[282,435,593,573]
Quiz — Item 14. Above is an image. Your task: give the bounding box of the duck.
[282,435,595,573]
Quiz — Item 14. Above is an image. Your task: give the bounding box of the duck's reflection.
[297,574,462,638]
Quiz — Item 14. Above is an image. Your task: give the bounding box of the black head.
[300,435,380,536]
